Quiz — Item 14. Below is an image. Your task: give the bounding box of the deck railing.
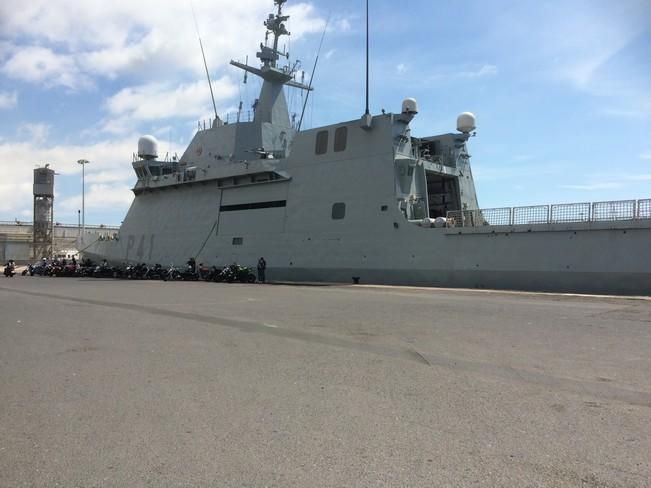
[446,199,651,228]
[0,221,120,230]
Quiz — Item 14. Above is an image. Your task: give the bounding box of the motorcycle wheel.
[247,274,256,283]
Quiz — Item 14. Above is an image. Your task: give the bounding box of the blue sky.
[0,0,649,225]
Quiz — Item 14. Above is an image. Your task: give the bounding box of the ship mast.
[230,0,311,126]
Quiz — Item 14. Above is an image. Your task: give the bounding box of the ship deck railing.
[446,199,651,228]
[0,221,120,230]
[197,111,302,131]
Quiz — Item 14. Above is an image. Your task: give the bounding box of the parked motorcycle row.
[6,260,258,283]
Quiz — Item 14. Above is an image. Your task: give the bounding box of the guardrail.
[0,221,120,230]
[446,199,651,228]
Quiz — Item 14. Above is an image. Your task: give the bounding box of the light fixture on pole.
[77,159,90,234]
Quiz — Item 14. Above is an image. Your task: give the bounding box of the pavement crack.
[407,348,431,367]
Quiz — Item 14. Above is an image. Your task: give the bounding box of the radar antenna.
[229,0,311,91]
[298,12,330,131]
[365,0,370,116]
[229,0,312,126]
[360,0,372,129]
[191,1,219,121]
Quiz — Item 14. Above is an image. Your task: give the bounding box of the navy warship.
[81,0,651,295]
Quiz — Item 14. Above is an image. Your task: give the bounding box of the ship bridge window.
[334,127,347,152]
[332,202,346,220]
[315,130,329,155]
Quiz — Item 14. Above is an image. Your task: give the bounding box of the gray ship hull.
[81,175,651,296]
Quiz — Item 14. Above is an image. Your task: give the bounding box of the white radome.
[456,112,476,134]
[402,98,419,114]
[138,135,159,160]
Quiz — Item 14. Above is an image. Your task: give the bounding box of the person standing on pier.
[257,257,267,284]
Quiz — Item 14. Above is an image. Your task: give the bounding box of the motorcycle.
[144,263,166,280]
[93,264,121,278]
[3,261,16,277]
[28,262,49,276]
[218,264,256,283]
[161,264,182,281]
[48,262,65,277]
[179,264,200,281]
[125,263,148,279]
[198,265,219,281]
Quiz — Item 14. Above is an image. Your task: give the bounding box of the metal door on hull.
[426,172,460,218]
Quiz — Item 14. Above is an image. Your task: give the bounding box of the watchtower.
[33,165,55,259]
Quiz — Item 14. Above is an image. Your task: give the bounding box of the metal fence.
[446,199,651,228]
[480,208,512,226]
[591,200,636,221]
[551,202,591,223]
[639,199,651,219]
[0,221,119,229]
[513,205,549,225]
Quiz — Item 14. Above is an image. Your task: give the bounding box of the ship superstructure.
[82,0,651,295]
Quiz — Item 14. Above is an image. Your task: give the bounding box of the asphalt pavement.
[1,277,650,487]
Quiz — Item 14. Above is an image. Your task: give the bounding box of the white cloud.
[0,90,17,109]
[285,4,327,39]
[84,170,133,184]
[17,123,50,145]
[59,183,134,212]
[639,151,651,160]
[104,77,238,122]
[80,31,165,80]
[420,64,499,84]
[459,64,498,79]
[0,1,327,89]
[1,45,90,90]
[0,181,32,214]
[561,182,623,191]
[396,63,407,74]
[600,107,651,119]
[333,17,352,33]
[624,174,651,181]
[490,1,649,85]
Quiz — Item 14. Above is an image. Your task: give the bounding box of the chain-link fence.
[592,200,636,221]
[638,199,651,219]
[446,199,651,228]
[480,208,512,226]
[551,203,591,223]
[512,205,549,225]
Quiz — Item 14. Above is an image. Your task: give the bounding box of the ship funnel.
[138,135,159,160]
[457,112,476,134]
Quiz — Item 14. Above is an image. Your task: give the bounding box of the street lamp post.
[77,159,90,235]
